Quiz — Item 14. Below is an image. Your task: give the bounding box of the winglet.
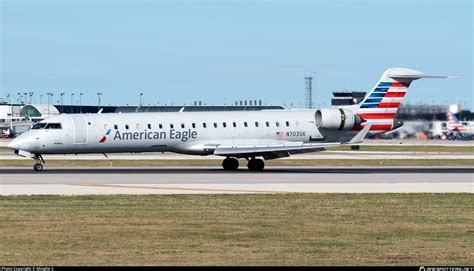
[97,108,103,114]
[348,123,372,144]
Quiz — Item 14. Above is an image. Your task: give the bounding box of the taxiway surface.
[1,166,472,195]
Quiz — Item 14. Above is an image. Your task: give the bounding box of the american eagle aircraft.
[446,111,474,135]
[8,68,455,171]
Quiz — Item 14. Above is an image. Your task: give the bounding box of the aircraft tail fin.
[355,68,458,133]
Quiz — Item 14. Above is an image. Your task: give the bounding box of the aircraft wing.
[213,124,372,159]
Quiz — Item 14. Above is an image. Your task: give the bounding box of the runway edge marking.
[76,183,293,194]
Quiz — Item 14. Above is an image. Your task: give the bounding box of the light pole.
[29,92,34,104]
[79,93,83,113]
[71,93,74,113]
[47,92,54,116]
[23,92,27,104]
[60,92,65,113]
[6,94,11,128]
[139,93,143,107]
[39,94,43,104]
[97,92,102,111]
[17,93,21,104]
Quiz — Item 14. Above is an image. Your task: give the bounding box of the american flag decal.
[276,131,285,138]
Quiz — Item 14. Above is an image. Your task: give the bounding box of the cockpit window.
[32,123,62,129]
[32,123,47,129]
[45,123,62,129]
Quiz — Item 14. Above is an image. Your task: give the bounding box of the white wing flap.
[213,142,341,156]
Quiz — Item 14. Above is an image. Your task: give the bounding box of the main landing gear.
[33,154,45,172]
[221,157,265,171]
[247,158,264,171]
[222,157,239,171]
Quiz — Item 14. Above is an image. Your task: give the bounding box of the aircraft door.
[70,115,88,144]
[231,121,239,138]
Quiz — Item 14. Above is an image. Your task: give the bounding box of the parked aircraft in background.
[446,111,474,135]
[8,68,456,171]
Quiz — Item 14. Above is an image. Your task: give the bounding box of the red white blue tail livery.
[348,68,457,134]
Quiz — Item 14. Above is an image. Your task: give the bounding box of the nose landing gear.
[33,154,45,172]
[33,163,44,171]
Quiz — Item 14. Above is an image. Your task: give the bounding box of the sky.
[1,0,472,109]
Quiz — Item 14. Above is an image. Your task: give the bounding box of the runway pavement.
[1,166,472,195]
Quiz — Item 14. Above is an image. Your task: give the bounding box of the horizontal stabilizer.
[387,68,460,80]
[390,74,461,79]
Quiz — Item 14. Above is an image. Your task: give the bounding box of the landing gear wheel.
[33,163,44,172]
[247,158,264,171]
[222,157,239,171]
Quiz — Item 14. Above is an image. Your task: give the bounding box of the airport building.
[1,94,472,139]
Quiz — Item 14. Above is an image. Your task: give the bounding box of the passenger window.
[255,122,259,127]
[159,124,163,129]
[114,124,118,130]
[181,123,185,129]
[223,122,227,128]
[214,123,218,128]
[148,124,152,129]
[296,121,300,126]
[170,124,174,129]
[276,121,280,127]
[233,122,236,128]
[192,123,196,128]
[266,121,270,127]
[286,121,290,127]
[244,122,248,127]
[104,124,108,130]
[203,123,207,128]
[125,124,129,130]
[136,124,141,129]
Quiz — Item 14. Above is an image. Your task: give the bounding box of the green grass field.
[0,194,472,265]
[0,158,473,167]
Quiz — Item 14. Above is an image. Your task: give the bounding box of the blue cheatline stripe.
[365,98,382,103]
[369,92,386,98]
[373,87,389,93]
[360,104,379,108]
[378,82,392,87]
[106,129,111,135]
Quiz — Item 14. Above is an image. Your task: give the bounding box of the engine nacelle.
[315,108,361,130]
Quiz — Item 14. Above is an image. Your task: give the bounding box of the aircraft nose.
[7,133,36,152]
[8,138,20,150]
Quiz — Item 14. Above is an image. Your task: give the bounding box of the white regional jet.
[8,68,455,171]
